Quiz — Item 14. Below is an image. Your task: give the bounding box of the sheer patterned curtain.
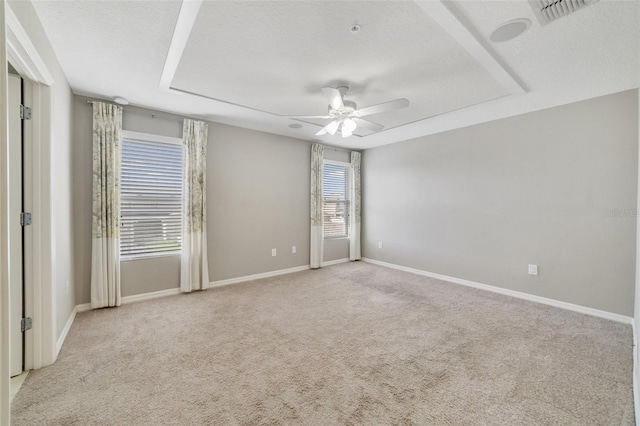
[310,143,324,269]
[350,151,362,261]
[91,102,122,308]
[181,119,210,292]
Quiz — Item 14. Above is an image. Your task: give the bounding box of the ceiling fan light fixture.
[306,86,409,138]
[326,120,340,136]
[343,118,357,133]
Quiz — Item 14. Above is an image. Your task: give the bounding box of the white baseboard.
[208,260,351,288]
[75,303,92,313]
[56,307,78,357]
[322,258,350,267]
[75,287,182,314]
[121,288,181,305]
[72,262,334,318]
[209,264,311,288]
[362,258,633,324]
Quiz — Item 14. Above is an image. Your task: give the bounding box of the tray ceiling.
[171,1,510,136]
[30,0,639,149]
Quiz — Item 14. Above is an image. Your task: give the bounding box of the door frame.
[1,2,57,424]
[6,0,57,369]
[1,2,11,424]
[7,71,23,378]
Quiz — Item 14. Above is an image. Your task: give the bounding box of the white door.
[8,73,24,377]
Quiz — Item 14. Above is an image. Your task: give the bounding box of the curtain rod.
[85,99,189,123]
[323,145,355,153]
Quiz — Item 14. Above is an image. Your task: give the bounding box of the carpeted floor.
[11,262,635,425]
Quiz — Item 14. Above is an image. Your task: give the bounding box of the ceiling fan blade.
[286,115,332,119]
[315,120,340,136]
[355,98,409,117]
[353,117,384,132]
[321,87,344,110]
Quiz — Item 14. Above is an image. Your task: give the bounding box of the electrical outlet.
[378,242,383,249]
[271,248,277,257]
[292,245,296,254]
[528,264,538,276]
[65,280,70,294]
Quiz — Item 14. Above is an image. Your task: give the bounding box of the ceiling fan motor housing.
[329,100,357,118]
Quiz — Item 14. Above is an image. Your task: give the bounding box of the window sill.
[120,251,181,262]
[324,237,350,241]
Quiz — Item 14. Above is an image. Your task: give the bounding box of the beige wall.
[362,90,639,317]
[73,97,357,301]
[206,122,312,280]
[71,97,92,304]
[9,0,75,338]
[121,256,180,297]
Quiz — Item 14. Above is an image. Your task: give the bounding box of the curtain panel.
[91,102,122,308]
[310,143,324,269]
[181,119,210,292]
[349,151,362,261]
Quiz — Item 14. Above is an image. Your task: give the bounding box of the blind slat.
[120,138,183,257]
[323,164,350,238]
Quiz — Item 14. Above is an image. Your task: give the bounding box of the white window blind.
[120,137,183,258]
[323,163,350,238]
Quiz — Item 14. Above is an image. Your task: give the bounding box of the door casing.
[8,72,24,378]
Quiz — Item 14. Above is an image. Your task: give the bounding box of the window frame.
[120,130,184,261]
[322,159,352,240]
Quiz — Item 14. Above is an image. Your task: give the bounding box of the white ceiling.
[31,0,639,149]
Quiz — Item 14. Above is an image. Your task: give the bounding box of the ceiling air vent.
[528,0,599,25]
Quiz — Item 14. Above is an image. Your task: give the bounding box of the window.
[120,132,183,259]
[323,162,350,238]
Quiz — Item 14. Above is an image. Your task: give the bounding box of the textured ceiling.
[30,0,640,149]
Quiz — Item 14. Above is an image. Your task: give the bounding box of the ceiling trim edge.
[159,0,202,91]
[413,0,526,96]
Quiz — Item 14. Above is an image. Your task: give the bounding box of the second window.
[323,162,351,239]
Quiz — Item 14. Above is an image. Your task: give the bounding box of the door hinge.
[21,317,32,332]
[20,212,32,226]
[20,104,32,120]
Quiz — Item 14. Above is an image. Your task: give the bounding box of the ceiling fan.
[289,87,409,138]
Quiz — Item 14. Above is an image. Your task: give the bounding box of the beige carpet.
[11,262,634,425]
